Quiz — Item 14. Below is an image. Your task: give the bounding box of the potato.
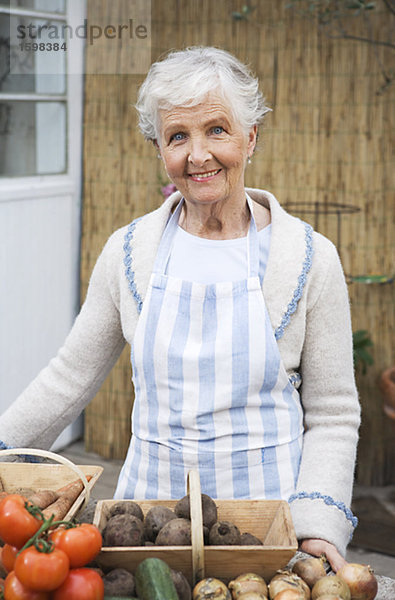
[240,532,263,546]
[102,513,144,547]
[77,498,97,524]
[203,525,210,544]
[155,517,192,546]
[175,493,218,529]
[209,521,241,545]
[171,568,192,600]
[108,500,144,522]
[103,568,136,596]
[144,506,177,542]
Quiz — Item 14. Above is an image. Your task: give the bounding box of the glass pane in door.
[0,101,66,176]
[0,13,66,92]
[9,0,66,13]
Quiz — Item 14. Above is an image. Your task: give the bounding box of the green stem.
[17,514,55,554]
[25,500,45,521]
[52,518,78,529]
[17,516,79,555]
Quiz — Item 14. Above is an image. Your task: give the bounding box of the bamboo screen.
[81,1,394,485]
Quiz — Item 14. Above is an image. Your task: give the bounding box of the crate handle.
[0,448,91,514]
[187,469,205,585]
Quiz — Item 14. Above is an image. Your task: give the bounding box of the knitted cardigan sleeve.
[0,232,126,450]
[289,239,361,557]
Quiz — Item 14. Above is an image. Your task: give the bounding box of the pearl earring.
[247,156,252,164]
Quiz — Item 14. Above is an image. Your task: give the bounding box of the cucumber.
[135,557,179,600]
[104,597,139,599]
[104,596,139,599]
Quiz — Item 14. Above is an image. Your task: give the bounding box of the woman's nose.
[188,136,211,167]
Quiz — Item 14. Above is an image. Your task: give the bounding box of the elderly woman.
[0,47,360,570]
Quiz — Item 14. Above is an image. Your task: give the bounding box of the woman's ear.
[248,125,258,155]
[153,139,162,159]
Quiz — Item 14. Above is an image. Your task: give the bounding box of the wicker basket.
[0,448,103,520]
[93,470,297,585]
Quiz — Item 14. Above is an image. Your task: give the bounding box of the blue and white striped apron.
[115,197,304,501]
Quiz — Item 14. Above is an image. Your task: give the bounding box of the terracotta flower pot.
[379,366,395,420]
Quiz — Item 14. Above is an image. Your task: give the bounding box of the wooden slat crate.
[0,457,103,521]
[93,472,297,585]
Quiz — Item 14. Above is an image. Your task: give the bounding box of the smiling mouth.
[188,169,221,181]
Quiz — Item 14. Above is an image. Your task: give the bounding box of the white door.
[0,0,86,449]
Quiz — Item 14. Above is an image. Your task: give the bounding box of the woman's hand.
[299,538,347,573]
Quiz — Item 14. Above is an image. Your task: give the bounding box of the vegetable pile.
[96,494,378,600]
[0,487,376,600]
[0,482,103,600]
[100,556,379,600]
[101,494,262,548]
[188,556,378,600]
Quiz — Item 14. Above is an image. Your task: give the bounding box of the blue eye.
[212,126,224,135]
[171,132,185,142]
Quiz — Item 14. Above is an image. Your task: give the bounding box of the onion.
[314,596,344,600]
[268,571,310,600]
[292,555,327,588]
[273,589,306,599]
[193,577,231,599]
[314,597,343,600]
[311,575,350,600]
[235,594,268,600]
[337,563,378,600]
[228,573,268,599]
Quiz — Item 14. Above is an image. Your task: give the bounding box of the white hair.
[136,46,271,141]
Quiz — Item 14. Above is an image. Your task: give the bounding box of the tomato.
[0,495,42,548]
[1,545,19,572]
[52,568,104,600]
[50,524,102,567]
[4,571,50,600]
[14,546,69,592]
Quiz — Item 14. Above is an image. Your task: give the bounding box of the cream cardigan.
[0,188,360,555]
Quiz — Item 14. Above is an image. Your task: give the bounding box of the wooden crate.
[94,496,297,585]
[0,462,103,520]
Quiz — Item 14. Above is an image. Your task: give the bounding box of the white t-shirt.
[166,224,271,284]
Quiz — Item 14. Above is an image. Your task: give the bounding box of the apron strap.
[153,199,184,274]
[154,194,260,278]
[245,193,259,278]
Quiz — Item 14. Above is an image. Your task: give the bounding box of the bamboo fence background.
[81,0,394,485]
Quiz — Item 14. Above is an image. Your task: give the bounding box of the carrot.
[54,475,92,496]
[42,475,92,521]
[42,496,77,521]
[27,489,59,509]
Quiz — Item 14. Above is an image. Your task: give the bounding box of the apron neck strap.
[154,194,260,277]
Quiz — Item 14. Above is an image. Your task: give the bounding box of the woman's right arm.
[0,232,126,450]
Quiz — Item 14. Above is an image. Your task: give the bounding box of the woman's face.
[156,93,257,210]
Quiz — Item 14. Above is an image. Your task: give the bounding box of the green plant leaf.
[353,330,374,374]
[231,11,246,21]
[353,329,370,343]
[356,348,374,364]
